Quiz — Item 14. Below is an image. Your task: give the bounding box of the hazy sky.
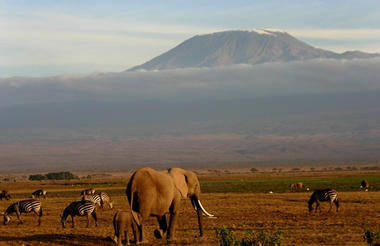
[1,0,380,77]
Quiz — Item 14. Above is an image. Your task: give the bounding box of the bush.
[364,229,380,245]
[216,226,283,246]
[29,174,47,181]
[250,168,258,172]
[29,171,78,181]
[46,171,78,180]
[216,226,237,246]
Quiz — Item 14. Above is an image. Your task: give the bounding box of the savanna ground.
[0,170,379,245]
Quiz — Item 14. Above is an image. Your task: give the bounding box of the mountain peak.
[128,30,379,71]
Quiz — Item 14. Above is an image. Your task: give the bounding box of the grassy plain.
[0,170,379,245]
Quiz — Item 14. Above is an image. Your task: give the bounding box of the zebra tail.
[39,207,43,217]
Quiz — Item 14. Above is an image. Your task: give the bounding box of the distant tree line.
[29,171,78,181]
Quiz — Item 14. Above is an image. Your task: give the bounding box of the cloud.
[0,58,380,107]
[288,28,380,41]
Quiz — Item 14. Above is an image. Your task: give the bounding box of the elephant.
[126,167,214,243]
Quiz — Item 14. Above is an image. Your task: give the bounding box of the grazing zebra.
[82,194,102,207]
[360,180,369,191]
[61,200,98,228]
[99,192,113,209]
[308,189,339,213]
[3,199,42,225]
[32,189,47,199]
[0,190,11,200]
[290,182,303,190]
[80,188,96,196]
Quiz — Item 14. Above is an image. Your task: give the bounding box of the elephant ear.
[169,168,188,198]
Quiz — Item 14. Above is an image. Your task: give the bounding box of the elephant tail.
[113,211,119,237]
[127,176,141,226]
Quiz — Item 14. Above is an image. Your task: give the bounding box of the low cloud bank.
[1,58,380,107]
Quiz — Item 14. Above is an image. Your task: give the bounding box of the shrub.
[216,226,237,246]
[364,228,380,245]
[29,171,78,181]
[216,226,283,246]
[46,171,78,180]
[250,168,258,172]
[29,174,47,181]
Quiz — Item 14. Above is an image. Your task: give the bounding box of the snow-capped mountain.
[129,29,380,71]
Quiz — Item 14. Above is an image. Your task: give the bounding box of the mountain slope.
[129,29,380,71]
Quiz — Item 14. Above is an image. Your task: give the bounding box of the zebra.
[290,182,303,190]
[32,189,47,199]
[0,190,11,200]
[82,192,113,209]
[80,188,96,196]
[3,199,42,225]
[99,192,113,209]
[308,189,339,213]
[81,194,102,207]
[360,180,369,191]
[61,200,98,228]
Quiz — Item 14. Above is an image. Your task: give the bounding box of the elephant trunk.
[191,196,203,237]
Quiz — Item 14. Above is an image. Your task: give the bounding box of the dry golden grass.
[0,179,379,245]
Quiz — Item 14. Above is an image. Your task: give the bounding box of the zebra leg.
[71,215,75,228]
[34,210,41,226]
[16,209,23,224]
[316,202,320,213]
[86,214,90,228]
[91,211,98,227]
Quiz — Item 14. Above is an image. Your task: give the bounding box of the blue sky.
[1,0,380,77]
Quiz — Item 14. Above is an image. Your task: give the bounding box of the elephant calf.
[113,210,137,246]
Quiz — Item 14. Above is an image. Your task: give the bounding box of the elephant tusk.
[197,200,214,217]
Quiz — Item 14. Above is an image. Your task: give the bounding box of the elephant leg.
[154,215,168,239]
[131,219,138,244]
[167,199,180,240]
[167,211,178,240]
[125,230,130,245]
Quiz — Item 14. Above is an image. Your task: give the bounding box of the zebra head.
[3,214,11,225]
[60,214,67,228]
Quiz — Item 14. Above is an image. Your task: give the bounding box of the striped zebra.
[308,189,339,213]
[32,189,47,199]
[99,192,113,209]
[61,200,98,228]
[82,194,102,207]
[360,180,369,191]
[0,190,11,200]
[3,199,42,225]
[80,188,96,196]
